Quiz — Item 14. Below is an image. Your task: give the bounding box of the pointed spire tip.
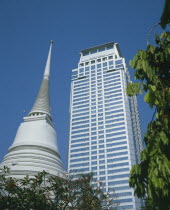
[28,41,53,120]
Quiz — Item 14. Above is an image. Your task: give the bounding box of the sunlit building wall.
[68,42,142,210]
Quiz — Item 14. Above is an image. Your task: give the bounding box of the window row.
[107,162,129,168]
[70,157,89,163]
[70,137,89,144]
[105,113,124,120]
[105,100,123,108]
[70,152,89,158]
[70,140,127,149]
[71,121,125,132]
[107,167,129,174]
[108,173,130,180]
[73,87,122,98]
[107,145,127,152]
[69,168,89,173]
[71,128,126,139]
[106,126,126,133]
[108,179,129,186]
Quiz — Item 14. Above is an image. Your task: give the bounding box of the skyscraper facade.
[68,42,143,209]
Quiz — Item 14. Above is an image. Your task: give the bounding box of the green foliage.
[160,0,170,29]
[0,167,118,210]
[126,82,142,96]
[127,4,170,209]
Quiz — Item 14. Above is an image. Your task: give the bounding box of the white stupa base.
[0,115,64,178]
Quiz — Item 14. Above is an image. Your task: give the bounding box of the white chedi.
[0,41,64,178]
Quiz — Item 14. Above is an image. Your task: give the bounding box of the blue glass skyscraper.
[68,42,143,209]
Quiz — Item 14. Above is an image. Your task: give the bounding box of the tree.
[0,166,118,210]
[126,0,170,209]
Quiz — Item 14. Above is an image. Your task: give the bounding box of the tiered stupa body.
[0,41,64,178]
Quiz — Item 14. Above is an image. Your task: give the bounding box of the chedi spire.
[29,40,53,120]
[0,41,64,178]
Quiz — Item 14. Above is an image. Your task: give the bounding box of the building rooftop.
[81,42,122,57]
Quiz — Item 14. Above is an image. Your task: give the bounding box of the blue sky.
[0,0,165,170]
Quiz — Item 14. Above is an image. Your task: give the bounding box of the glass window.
[92,166,97,171]
[91,122,96,126]
[70,157,89,163]
[107,162,129,168]
[98,125,104,130]
[109,61,113,66]
[99,140,104,144]
[70,147,89,153]
[106,131,126,138]
[83,52,89,56]
[99,177,105,181]
[99,135,104,139]
[98,48,105,52]
[115,59,122,65]
[116,192,132,197]
[91,65,95,70]
[117,198,133,203]
[107,151,128,158]
[106,126,125,133]
[113,186,131,191]
[98,128,104,133]
[71,142,89,148]
[91,50,97,54]
[69,168,89,173]
[97,64,101,68]
[106,136,126,142]
[99,171,105,175]
[70,162,89,168]
[79,68,84,73]
[106,146,127,153]
[70,152,89,158]
[91,126,96,131]
[109,65,114,69]
[108,173,130,179]
[85,66,89,71]
[91,151,97,155]
[99,144,104,149]
[99,165,105,169]
[107,141,127,148]
[103,62,107,67]
[107,46,113,50]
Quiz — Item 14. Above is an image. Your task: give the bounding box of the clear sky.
[0,0,165,170]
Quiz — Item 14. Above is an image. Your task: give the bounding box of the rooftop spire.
[28,41,54,120]
[44,40,53,80]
